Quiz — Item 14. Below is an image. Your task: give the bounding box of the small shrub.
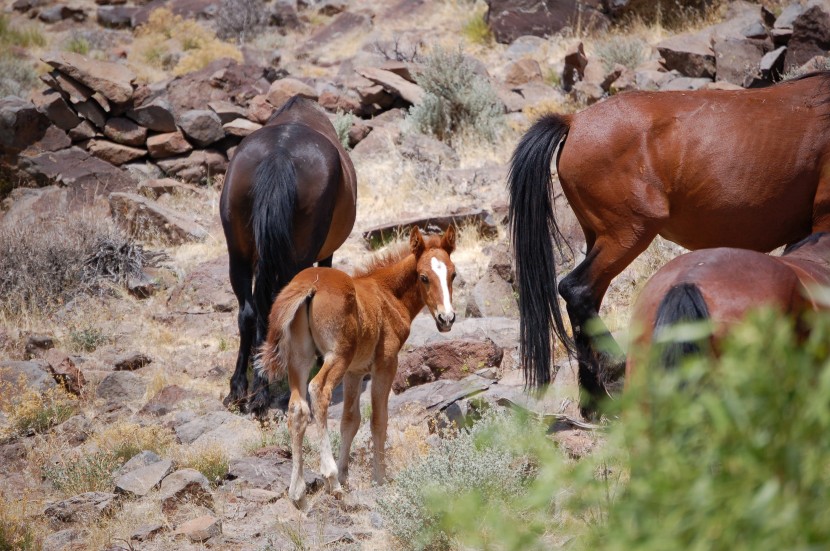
[408,47,503,143]
[215,0,266,44]
[0,217,145,317]
[0,14,46,48]
[178,445,230,486]
[0,374,78,439]
[64,34,90,55]
[68,326,109,353]
[378,410,534,550]
[92,422,176,463]
[43,451,121,496]
[0,492,41,550]
[462,14,492,45]
[333,110,356,150]
[593,36,647,72]
[0,54,39,98]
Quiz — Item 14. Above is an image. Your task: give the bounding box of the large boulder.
[0,96,51,158]
[96,370,147,402]
[713,36,768,86]
[393,338,504,393]
[784,4,830,70]
[486,0,607,44]
[41,51,135,105]
[16,146,136,191]
[177,110,225,148]
[109,192,208,244]
[657,30,716,78]
[44,492,118,525]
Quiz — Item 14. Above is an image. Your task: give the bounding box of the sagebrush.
[215,0,266,43]
[408,47,503,143]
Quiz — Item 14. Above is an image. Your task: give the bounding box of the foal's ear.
[440,225,456,253]
[410,227,426,257]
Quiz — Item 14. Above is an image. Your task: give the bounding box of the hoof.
[288,485,306,507]
[248,393,271,418]
[223,392,244,412]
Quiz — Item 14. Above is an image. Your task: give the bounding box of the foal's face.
[411,226,457,332]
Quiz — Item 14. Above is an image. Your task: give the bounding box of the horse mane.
[783,232,830,255]
[351,243,411,279]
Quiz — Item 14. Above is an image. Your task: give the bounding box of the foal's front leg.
[337,371,364,487]
[308,354,351,498]
[369,360,396,485]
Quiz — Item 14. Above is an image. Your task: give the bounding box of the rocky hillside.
[0,0,825,549]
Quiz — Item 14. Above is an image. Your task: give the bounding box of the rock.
[54,414,92,446]
[20,125,71,156]
[247,94,275,123]
[41,70,93,105]
[113,450,161,479]
[562,41,589,89]
[784,4,830,70]
[505,35,548,60]
[138,178,202,199]
[174,410,260,456]
[466,271,519,318]
[407,314,519,350]
[139,385,191,416]
[103,117,147,147]
[155,149,227,183]
[97,5,137,28]
[128,272,162,298]
[86,139,146,166]
[486,0,607,44]
[116,459,174,497]
[158,469,214,514]
[357,67,425,105]
[347,121,371,148]
[44,492,118,524]
[659,76,713,91]
[240,488,282,503]
[208,100,247,123]
[127,98,176,132]
[131,523,164,542]
[41,51,135,105]
[775,3,804,30]
[16,146,125,189]
[44,349,86,395]
[74,97,107,128]
[266,78,318,108]
[394,338,503,393]
[146,131,193,159]
[96,370,147,402]
[175,515,221,542]
[388,374,493,417]
[68,120,98,141]
[399,132,460,168]
[223,118,262,137]
[503,58,543,86]
[0,96,51,157]
[177,109,225,148]
[302,11,372,52]
[362,209,498,249]
[713,36,768,86]
[760,45,787,80]
[318,89,361,114]
[111,352,152,371]
[0,360,56,392]
[226,455,297,493]
[43,528,85,550]
[658,31,717,78]
[109,192,208,244]
[30,88,81,131]
[168,257,236,313]
[39,5,86,23]
[634,68,680,90]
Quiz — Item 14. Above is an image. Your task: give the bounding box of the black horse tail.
[653,283,711,369]
[508,113,575,388]
[251,151,297,337]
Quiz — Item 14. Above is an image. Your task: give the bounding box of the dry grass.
[91,422,176,463]
[0,373,78,440]
[0,491,44,550]
[175,443,230,486]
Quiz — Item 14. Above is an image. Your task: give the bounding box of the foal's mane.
[351,234,443,279]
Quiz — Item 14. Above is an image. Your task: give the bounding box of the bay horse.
[220,95,357,415]
[626,232,830,375]
[508,71,830,415]
[256,226,457,506]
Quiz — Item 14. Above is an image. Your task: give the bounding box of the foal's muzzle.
[436,312,455,332]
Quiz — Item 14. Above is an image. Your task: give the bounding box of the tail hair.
[252,151,298,334]
[653,282,711,369]
[255,283,315,381]
[508,113,574,388]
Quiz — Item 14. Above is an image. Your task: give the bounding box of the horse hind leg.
[225,259,255,409]
[285,305,316,507]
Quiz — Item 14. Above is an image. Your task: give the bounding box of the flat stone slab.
[116,459,173,497]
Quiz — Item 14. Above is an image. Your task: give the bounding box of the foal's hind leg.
[558,231,656,416]
[308,353,353,498]
[369,358,396,485]
[225,259,255,409]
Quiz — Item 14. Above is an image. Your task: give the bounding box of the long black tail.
[653,283,710,369]
[508,114,574,388]
[251,151,297,339]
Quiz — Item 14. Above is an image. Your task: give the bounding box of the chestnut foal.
[257,227,457,505]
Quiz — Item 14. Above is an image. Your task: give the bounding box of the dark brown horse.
[220,96,357,415]
[626,232,830,375]
[508,72,830,415]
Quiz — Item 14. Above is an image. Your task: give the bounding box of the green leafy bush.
[408,47,503,143]
[333,110,356,150]
[418,311,830,550]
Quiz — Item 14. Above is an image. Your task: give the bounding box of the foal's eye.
[419,274,429,283]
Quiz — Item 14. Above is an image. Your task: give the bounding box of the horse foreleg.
[308,354,351,498]
[369,360,395,485]
[337,371,364,487]
[558,232,654,416]
[225,261,255,410]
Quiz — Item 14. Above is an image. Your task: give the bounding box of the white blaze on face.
[430,257,453,315]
